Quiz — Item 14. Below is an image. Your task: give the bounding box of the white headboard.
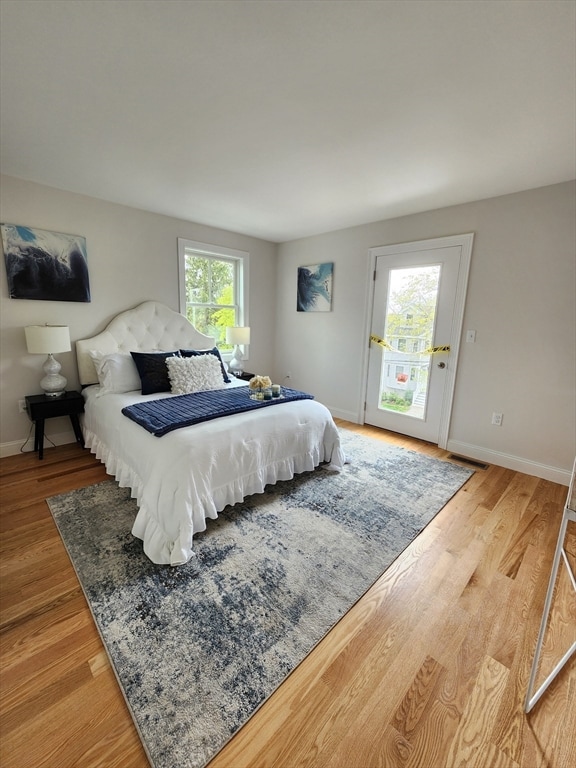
[76,301,216,386]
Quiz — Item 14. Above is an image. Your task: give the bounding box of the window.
[178,239,249,351]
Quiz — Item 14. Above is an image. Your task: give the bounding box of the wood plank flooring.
[1,422,574,768]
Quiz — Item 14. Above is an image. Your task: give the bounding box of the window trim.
[177,239,249,357]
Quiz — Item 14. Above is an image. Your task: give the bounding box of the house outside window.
[178,239,249,351]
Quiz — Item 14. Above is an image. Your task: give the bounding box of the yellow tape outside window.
[369,335,450,355]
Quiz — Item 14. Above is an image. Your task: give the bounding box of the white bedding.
[82,380,345,565]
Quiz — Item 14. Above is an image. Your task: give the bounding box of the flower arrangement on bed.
[76,301,345,566]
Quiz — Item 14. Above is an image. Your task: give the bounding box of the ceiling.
[1,1,574,243]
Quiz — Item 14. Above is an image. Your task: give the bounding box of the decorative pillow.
[130,351,180,395]
[88,351,141,394]
[179,347,231,383]
[167,354,225,394]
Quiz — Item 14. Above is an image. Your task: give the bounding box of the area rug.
[47,429,472,768]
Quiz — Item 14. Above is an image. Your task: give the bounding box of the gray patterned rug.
[47,429,472,768]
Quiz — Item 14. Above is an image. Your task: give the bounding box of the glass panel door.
[365,239,471,445]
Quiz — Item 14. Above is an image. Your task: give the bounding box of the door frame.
[359,233,474,448]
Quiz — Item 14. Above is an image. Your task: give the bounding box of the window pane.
[185,306,235,347]
[185,254,237,346]
[379,265,441,420]
[210,259,234,304]
[186,255,210,304]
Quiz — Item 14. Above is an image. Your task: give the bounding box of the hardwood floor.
[1,423,574,768]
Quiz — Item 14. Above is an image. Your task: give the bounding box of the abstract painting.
[297,262,333,312]
[1,223,91,302]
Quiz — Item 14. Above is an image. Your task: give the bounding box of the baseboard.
[327,407,359,423]
[446,440,571,486]
[0,429,77,458]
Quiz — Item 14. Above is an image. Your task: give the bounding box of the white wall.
[0,175,277,454]
[275,181,576,484]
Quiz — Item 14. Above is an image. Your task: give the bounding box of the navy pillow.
[131,351,179,395]
[179,347,230,383]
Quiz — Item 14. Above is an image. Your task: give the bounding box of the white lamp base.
[229,345,245,376]
[40,353,67,397]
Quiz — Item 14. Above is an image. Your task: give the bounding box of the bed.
[76,301,345,565]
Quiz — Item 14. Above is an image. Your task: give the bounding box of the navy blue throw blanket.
[122,386,314,437]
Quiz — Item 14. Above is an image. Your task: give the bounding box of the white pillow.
[88,351,141,394]
[166,354,224,394]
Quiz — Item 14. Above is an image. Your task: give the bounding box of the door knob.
[437,361,446,369]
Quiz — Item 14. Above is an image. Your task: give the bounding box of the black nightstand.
[233,371,255,381]
[25,391,85,460]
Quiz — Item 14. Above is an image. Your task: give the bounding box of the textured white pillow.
[88,351,141,394]
[167,354,224,394]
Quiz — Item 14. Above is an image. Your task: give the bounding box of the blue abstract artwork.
[1,223,91,302]
[297,262,333,312]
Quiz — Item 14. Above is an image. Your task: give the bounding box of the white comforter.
[82,381,345,565]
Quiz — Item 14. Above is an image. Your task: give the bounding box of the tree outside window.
[184,255,236,347]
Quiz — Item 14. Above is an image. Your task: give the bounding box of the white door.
[364,235,473,446]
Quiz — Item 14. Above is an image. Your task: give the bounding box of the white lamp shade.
[226,326,250,345]
[25,325,71,354]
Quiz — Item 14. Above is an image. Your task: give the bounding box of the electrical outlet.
[492,412,503,426]
[18,399,27,413]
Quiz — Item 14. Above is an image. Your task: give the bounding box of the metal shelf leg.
[524,504,576,713]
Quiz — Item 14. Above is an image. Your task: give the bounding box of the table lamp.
[225,326,250,376]
[25,325,71,397]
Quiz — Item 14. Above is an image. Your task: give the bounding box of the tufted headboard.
[76,301,216,386]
